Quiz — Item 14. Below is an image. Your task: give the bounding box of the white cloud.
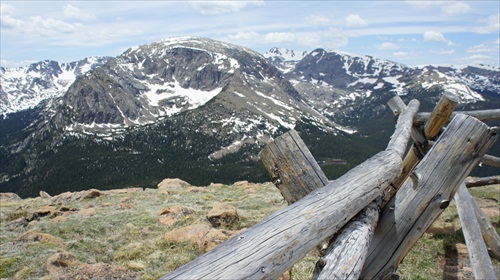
[0,3,16,15]
[441,2,470,15]
[345,14,367,28]
[190,1,264,15]
[393,51,408,57]
[429,49,454,55]
[64,4,95,21]
[467,39,500,60]
[228,31,261,41]
[30,16,84,34]
[405,1,470,15]
[265,32,295,43]
[473,13,500,34]
[423,31,454,45]
[376,42,399,50]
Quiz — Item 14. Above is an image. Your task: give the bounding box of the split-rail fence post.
[454,183,497,279]
[160,100,419,279]
[361,113,497,279]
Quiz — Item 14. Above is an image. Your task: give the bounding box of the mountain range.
[1,37,498,198]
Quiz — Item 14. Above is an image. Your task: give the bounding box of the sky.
[1,1,499,68]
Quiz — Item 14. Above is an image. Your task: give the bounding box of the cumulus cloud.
[473,13,500,34]
[345,14,367,28]
[190,1,264,15]
[376,42,399,50]
[64,4,95,20]
[423,31,454,45]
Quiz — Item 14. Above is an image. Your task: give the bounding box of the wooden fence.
[161,91,499,279]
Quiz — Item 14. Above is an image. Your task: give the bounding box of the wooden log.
[470,194,500,261]
[465,175,500,188]
[259,129,329,204]
[161,149,402,279]
[424,90,459,140]
[481,154,500,168]
[361,113,498,279]
[454,184,497,279]
[414,108,500,126]
[259,130,330,279]
[310,99,419,279]
[387,95,427,146]
[312,201,379,280]
[386,100,421,159]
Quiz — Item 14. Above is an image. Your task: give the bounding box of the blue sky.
[1,1,499,68]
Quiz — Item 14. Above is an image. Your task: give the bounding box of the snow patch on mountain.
[0,57,110,116]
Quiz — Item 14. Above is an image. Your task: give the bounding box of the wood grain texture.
[470,193,500,261]
[361,113,497,279]
[414,109,500,126]
[424,91,459,140]
[312,201,379,280]
[161,150,402,280]
[465,175,500,188]
[454,184,496,280]
[481,154,500,168]
[386,99,420,159]
[259,130,329,204]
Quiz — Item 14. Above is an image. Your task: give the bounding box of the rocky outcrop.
[206,202,239,228]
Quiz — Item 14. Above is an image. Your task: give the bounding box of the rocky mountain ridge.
[0,57,111,116]
[1,37,498,198]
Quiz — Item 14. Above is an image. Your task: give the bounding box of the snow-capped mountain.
[1,37,498,198]
[55,37,349,140]
[266,47,497,121]
[0,57,110,115]
[263,47,309,73]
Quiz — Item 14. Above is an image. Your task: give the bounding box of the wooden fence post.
[454,183,497,279]
[312,99,420,279]
[361,114,497,279]
[414,109,500,126]
[470,194,500,261]
[259,129,329,204]
[160,99,422,279]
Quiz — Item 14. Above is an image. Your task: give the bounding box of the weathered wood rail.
[161,91,498,279]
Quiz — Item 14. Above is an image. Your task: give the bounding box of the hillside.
[1,179,498,279]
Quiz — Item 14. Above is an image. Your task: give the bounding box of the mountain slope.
[1,38,498,198]
[0,57,110,116]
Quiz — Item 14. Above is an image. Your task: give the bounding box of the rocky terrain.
[1,178,498,279]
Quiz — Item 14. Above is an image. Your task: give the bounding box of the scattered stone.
[58,263,139,279]
[0,192,21,200]
[232,180,249,187]
[39,191,51,198]
[157,178,191,190]
[5,217,29,230]
[159,206,194,226]
[76,208,96,217]
[164,224,211,244]
[207,202,239,228]
[51,189,103,203]
[31,205,61,219]
[46,251,80,275]
[102,188,144,194]
[14,231,66,248]
[201,228,244,252]
[208,183,225,188]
